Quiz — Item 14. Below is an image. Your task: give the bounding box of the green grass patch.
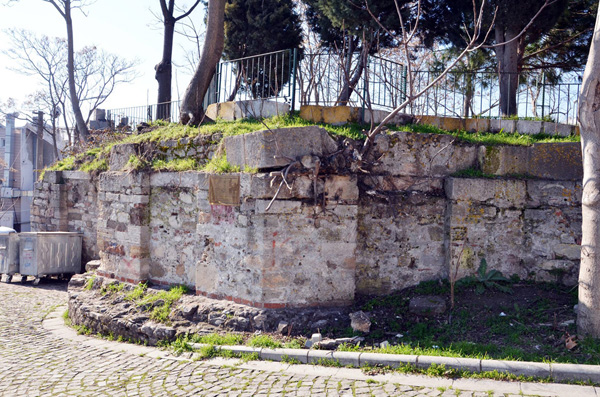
[125,282,148,301]
[247,334,283,348]
[190,332,244,346]
[393,123,579,146]
[201,154,240,173]
[152,158,199,172]
[47,156,76,171]
[101,282,125,295]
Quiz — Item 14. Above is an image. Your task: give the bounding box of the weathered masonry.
[32,126,583,307]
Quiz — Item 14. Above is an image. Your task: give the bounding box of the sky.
[0,0,203,125]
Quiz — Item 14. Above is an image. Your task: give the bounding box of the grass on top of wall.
[44,113,579,176]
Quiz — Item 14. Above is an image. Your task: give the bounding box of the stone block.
[445,178,527,208]
[481,359,550,378]
[43,171,63,184]
[224,126,338,170]
[464,118,490,133]
[360,175,443,193]
[207,100,290,121]
[359,353,417,368]
[109,143,138,171]
[526,180,582,207]
[544,122,574,137]
[298,105,322,123]
[418,115,442,128]
[261,348,308,363]
[331,351,361,367]
[528,142,582,180]
[307,350,334,364]
[489,119,516,133]
[373,131,479,178]
[150,171,199,189]
[516,120,543,135]
[554,244,581,260]
[244,173,316,200]
[409,296,447,315]
[324,175,359,203]
[438,117,463,131]
[551,363,600,383]
[417,356,481,372]
[363,109,414,125]
[322,106,358,125]
[480,145,529,176]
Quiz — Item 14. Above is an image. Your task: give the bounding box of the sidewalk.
[43,305,600,397]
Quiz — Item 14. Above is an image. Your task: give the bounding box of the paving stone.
[0,280,589,397]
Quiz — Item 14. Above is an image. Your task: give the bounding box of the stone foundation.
[33,126,583,307]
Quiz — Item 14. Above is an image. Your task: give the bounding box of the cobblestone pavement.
[0,280,597,397]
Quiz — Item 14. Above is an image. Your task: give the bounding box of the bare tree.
[40,0,93,142]
[74,46,139,124]
[3,29,137,146]
[3,29,67,156]
[154,0,202,120]
[577,1,600,337]
[179,0,226,125]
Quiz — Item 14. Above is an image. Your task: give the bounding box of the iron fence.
[407,70,582,125]
[106,49,583,129]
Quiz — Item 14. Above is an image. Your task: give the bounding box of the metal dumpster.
[19,232,82,285]
[0,227,19,283]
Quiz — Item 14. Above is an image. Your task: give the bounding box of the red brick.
[264,302,286,309]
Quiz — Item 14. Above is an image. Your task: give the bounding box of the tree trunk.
[179,0,226,125]
[337,40,368,106]
[578,2,600,337]
[156,15,176,121]
[65,0,89,142]
[495,23,520,117]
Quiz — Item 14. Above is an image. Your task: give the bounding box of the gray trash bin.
[0,226,19,283]
[19,232,82,285]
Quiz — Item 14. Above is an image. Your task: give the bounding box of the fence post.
[361,55,369,124]
[402,65,408,104]
[215,62,221,103]
[290,48,298,112]
[541,72,546,120]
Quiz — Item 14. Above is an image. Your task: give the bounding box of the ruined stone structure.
[31,126,583,307]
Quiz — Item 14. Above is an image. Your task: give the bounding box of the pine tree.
[223,0,303,99]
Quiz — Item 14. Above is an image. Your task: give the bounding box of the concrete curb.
[43,306,600,385]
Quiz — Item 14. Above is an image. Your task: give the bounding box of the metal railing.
[214,49,296,104]
[106,49,582,128]
[407,70,581,125]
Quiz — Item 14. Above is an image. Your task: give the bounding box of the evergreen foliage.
[223,0,303,98]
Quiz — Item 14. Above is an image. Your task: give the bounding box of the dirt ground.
[325,280,594,364]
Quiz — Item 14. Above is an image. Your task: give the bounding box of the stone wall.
[32,126,584,307]
[148,172,201,287]
[31,171,98,263]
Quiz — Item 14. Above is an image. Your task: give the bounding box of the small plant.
[136,285,188,323]
[197,345,218,359]
[281,354,302,364]
[84,275,96,291]
[125,282,148,301]
[470,258,512,295]
[124,155,147,171]
[101,282,124,295]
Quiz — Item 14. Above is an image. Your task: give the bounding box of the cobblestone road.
[0,280,596,396]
